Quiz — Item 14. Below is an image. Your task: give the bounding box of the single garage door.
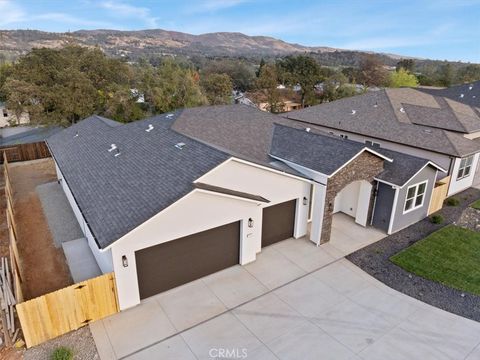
[136,221,240,299]
[262,199,296,247]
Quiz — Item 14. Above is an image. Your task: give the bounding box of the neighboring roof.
[172,104,312,177]
[47,114,229,249]
[194,182,270,203]
[418,81,480,108]
[285,88,480,157]
[374,148,444,187]
[269,124,389,176]
[0,126,62,146]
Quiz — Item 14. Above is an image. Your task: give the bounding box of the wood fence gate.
[428,176,451,215]
[16,273,119,348]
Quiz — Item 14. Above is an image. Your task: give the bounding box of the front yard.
[391,225,480,296]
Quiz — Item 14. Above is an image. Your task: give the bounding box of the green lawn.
[390,225,480,295]
[471,199,480,210]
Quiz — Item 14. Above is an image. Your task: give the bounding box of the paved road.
[120,259,480,360]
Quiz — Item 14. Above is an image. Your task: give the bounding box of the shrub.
[445,197,460,207]
[430,214,444,224]
[51,347,73,360]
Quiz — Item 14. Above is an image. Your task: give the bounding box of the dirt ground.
[8,159,72,300]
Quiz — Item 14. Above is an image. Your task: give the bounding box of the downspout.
[370,181,379,226]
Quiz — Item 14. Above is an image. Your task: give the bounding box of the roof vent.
[166,113,174,119]
[350,110,356,115]
[469,85,473,90]
[460,93,465,98]
[305,127,311,132]
[175,142,186,150]
[114,148,121,157]
[108,144,117,152]
[399,107,405,113]
[424,129,432,133]
[73,132,79,138]
[373,102,378,108]
[145,124,154,132]
[473,95,477,99]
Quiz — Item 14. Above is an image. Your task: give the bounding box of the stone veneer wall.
[320,151,384,244]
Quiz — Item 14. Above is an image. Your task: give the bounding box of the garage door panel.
[136,221,240,299]
[261,199,296,247]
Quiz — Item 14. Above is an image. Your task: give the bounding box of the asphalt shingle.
[47,113,229,249]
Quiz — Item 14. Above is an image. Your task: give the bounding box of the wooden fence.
[428,176,451,215]
[0,142,51,164]
[3,153,23,303]
[16,273,119,348]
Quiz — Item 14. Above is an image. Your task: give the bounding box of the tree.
[358,54,389,87]
[256,64,283,113]
[438,63,454,87]
[256,58,266,77]
[456,64,480,83]
[202,59,256,92]
[389,68,419,88]
[396,59,415,72]
[140,59,207,113]
[2,46,134,125]
[200,73,233,105]
[322,72,356,102]
[277,55,323,107]
[0,63,12,101]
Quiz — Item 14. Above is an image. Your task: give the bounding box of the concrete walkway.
[90,227,480,359]
[37,181,101,282]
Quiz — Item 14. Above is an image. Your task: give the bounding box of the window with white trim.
[457,156,473,180]
[404,181,427,213]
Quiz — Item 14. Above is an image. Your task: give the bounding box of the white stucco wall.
[54,162,113,274]
[448,153,480,195]
[197,159,312,239]
[111,158,311,310]
[111,190,262,310]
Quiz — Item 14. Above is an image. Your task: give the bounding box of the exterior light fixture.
[328,202,333,212]
[303,197,308,206]
[122,255,128,267]
[248,218,254,228]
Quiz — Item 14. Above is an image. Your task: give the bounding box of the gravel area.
[347,187,480,322]
[36,181,84,248]
[24,326,99,360]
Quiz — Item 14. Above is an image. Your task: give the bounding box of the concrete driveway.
[91,253,480,359]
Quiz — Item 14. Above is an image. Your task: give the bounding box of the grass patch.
[471,199,480,210]
[390,225,480,295]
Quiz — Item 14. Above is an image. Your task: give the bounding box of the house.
[285,87,480,194]
[46,104,447,311]
[418,80,480,108]
[0,101,30,128]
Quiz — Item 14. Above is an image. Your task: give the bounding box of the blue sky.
[1,0,479,62]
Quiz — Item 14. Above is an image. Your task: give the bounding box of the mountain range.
[0,29,466,68]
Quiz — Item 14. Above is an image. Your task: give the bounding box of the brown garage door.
[262,199,296,247]
[136,221,240,299]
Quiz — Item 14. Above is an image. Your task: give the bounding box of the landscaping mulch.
[347,187,480,322]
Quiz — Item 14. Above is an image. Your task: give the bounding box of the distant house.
[0,101,30,127]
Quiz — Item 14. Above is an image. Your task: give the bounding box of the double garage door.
[136,199,296,299]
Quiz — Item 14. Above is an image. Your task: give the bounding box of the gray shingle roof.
[418,81,480,108]
[47,113,229,249]
[374,148,439,187]
[270,124,370,176]
[285,89,480,157]
[270,124,440,187]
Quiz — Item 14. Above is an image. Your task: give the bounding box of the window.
[457,156,473,180]
[404,181,427,213]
